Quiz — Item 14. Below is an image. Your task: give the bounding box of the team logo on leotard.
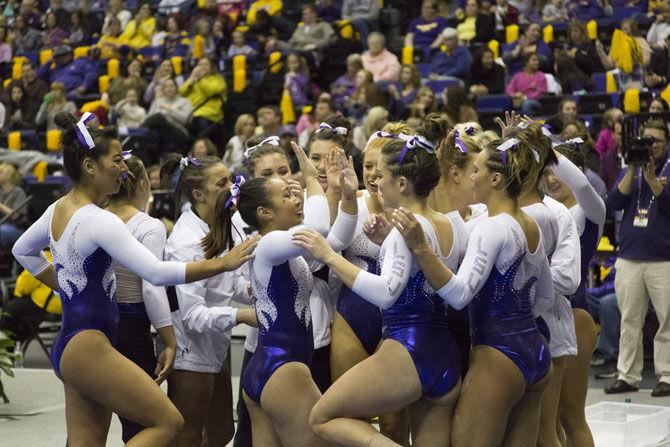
[467,236,488,293]
[388,240,406,297]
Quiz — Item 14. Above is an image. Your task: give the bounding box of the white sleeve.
[89,209,185,286]
[350,228,413,309]
[533,255,555,316]
[139,219,172,329]
[231,264,252,305]
[325,205,358,253]
[555,156,606,226]
[436,218,505,310]
[11,205,53,276]
[550,206,581,296]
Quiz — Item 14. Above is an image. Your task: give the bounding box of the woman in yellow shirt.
[179,56,227,140]
[119,2,156,50]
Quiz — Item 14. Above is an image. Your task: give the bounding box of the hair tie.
[316,122,348,136]
[552,136,583,148]
[397,133,436,164]
[224,175,246,208]
[244,136,280,159]
[464,125,475,136]
[365,130,398,148]
[455,131,469,154]
[75,112,97,150]
[179,156,201,172]
[496,138,519,165]
[122,150,132,160]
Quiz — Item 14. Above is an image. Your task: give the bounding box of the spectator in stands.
[143,77,192,162]
[605,119,670,397]
[2,0,18,18]
[443,84,478,126]
[224,113,256,174]
[35,81,77,130]
[388,64,421,118]
[554,49,595,94]
[344,68,385,122]
[18,0,41,29]
[188,137,218,159]
[502,22,552,75]
[284,53,312,110]
[403,85,439,119]
[566,19,605,77]
[341,0,380,48]
[505,53,546,116]
[179,56,226,140]
[495,0,520,26]
[252,9,296,54]
[0,62,49,105]
[361,32,401,82]
[0,162,28,249]
[37,44,97,95]
[147,164,162,189]
[97,16,124,59]
[405,0,448,60]
[557,97,579,122]
[276,4,336,60]
[120,2,156,50]
[457,0,496,44]
[144,59,184,104]
[596,108,624,190]
[598,19,651,90]
[468,47,506,97]
[48,0,71,29]
[76,0,101,40]
[66,10,90,47]
[257,105,283,138]
[102,0,131,35]
[647,2,670,48]
[567,0,605,20]
[645,32,670,88]
[542,0,569,22]
[10,14,43,53]
[352,105,388,150]
[316,0,342,22]
[0,25,10,63]
[650,96,669,113]
[114,88,146,128]
[190,19,218,60]
[332,52,362,108]
[297,98,336,146]
[107,58,148,106]
[42,10,68,49]
[562,117,609,198]
[428,27,472,80]
[247,0,284,25]
[227,29,257,58]
[4,83,38,130]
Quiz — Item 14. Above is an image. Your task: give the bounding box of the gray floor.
[2,337,670,447]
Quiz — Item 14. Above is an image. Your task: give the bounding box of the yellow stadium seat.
[233,54,246,72]
[46,129,62,152]
[280,88,295,124]
[623,88,640,113]
[12,61,23,79]
[269,52,282,74]
[402,46,414,65]
[193,34,204,60]
[108,58,120,78]
[32,161,47,181]
[606,71,618,93]
[587,20,597,40]
[171,56,183,75]
[3,78,11,88]
[488,40,499,59]
[74,46,89,59]
[506,24,519,44]
[8,131,21,150]
[233,69,246,93]
[98,75,110,93]
[39,49,53,65]
[337,20,354,40]
[543,25,553,44]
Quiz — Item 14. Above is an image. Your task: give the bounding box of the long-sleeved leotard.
[12,203,186,378]
[351,214,461,398]
[437,213,553,385]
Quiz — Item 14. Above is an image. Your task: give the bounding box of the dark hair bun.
[54,112,77,132]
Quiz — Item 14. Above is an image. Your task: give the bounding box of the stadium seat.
[73,46,89,59]
[426,79,462,94]
[578,94,613,114]
[476,94,511,112]
[506,24,519,44]
[39,49,53,65]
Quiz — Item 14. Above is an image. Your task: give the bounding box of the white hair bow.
[316,122,348,136]
[75,112,97,150]
[244,136,280,159]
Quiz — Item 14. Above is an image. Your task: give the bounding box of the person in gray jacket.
[273,4,336,61]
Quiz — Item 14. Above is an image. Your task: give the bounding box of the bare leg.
[503,366,552,447]
[408,384,461,447]
[559,309,596,447]
[451,346,526,447]
[168,369,215,447]
[261,362,329,447]
[243,391,282,447]
[310,339,427,447]
[537,357,567,447]
[332,312,410,446]
[203,363,234,446]
[60,330,183,447]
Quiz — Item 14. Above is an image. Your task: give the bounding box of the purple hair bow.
[76,112,97,150]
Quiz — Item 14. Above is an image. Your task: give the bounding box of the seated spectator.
[189,137,218,159]
[10,14,43,53]
[252,9,296,54]
[102,0,131,35]
[256,105,283,138]
[42,10,68,49]
[276,4,336,60]
[468,47,506,97]
[457,0,496,44]
[332,53,363,108]
[18,0,41,29]
[405,0,448,59]
[0,62,49,105]
[555,49,595,94]
[344,69,386,122]
[567,0,605,20]
[429,27,472,80]
[35,81,77,130]
[144,59,184,104]
[596,107,624,190]
[542,0,569,22]
[0,163,28,249]
[246,0,284,25]
[505,53,547,116]
[190,19,218,60]
[224,114,256,174]
[227,30,258,58]
[557,97,579,122]
[297,98,336,146]
[566,19,605,78]
[645,32,670,88]
[388,64,421,118]
[119,2,156,50]
[361,32,401,82]
[143,77,192,163]
[284,53,313,111]
[647,2,670,49]
[402,85,439,119]
[341,0,380,48]
[76,0,102,40]
[114,88,146,128]
[316,0,342,22]
[353,105,388,150]
[0,25,10,64]
[598,19,651,90]
[561,118,608,198]
[649,96,669,113]
[495,0,520,27]
[502,22,552,75]
[107,58,148,106]
[66,10,91,47]
[96,16,124,59]
[37,44,97,95]
[443,84,478,126]
[179,56,226,139]
[3,83,38,130]
[48,0,72,28]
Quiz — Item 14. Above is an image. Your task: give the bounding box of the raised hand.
[291,141,318,180]
[339,154,359,198]
[362,213,393,246]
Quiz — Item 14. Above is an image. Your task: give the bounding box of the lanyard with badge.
[634,158,670,227]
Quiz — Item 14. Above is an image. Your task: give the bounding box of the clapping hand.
[363,213,393,246]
